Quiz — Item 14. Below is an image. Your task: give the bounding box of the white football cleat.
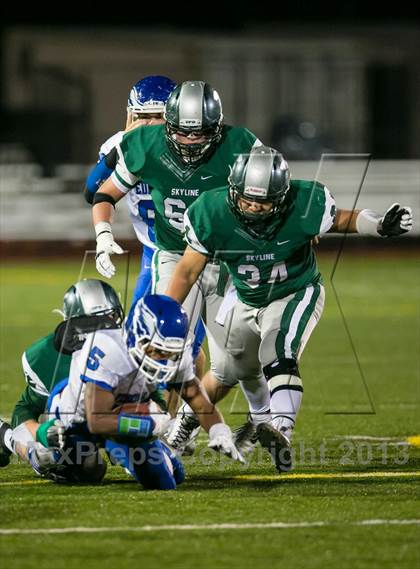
[166,406,200,456]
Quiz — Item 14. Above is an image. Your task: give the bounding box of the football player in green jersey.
[0,279,124,481]
[165,146,413,472]
[90,81,261,378]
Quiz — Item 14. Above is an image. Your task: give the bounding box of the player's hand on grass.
[208,423,245,464]
[149,403,172,436]
[95,222,123,278]
[378,203,413,237]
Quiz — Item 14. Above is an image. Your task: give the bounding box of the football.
[112,402,150,416]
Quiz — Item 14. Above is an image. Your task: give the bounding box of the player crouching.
[41,292,242,490]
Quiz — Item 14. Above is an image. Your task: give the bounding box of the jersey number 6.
[164,198,186,231]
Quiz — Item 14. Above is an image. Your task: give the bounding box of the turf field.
[0,252,419,568]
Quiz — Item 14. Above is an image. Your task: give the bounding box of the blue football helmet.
[127,75,176,116]
[127,294,189,383]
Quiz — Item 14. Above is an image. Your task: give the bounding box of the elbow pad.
[93,193,116,207]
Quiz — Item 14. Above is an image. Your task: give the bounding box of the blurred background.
[0,8,419,246]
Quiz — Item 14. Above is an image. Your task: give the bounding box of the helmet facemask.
[227,147,290,240]
[165,122,222,166]
[129,334,185,384]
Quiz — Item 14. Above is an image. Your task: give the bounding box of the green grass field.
[0,253,419,568]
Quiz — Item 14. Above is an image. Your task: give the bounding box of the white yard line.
[0,519,419,535]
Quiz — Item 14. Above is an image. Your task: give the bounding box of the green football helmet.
[55,279,124,353]
[164,80,223,165]
[227,146,290,239]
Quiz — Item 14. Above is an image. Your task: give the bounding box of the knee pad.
[262,358,303,396]
[263,358,300,381]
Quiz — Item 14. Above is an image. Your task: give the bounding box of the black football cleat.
[0,419,12,467]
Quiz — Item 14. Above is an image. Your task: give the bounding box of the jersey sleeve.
[78,331,133,392]
[183,210,211,255]
[21,351,50,397]
[228,126,261,153]
[11,386,47,428]
[184,189,228,256]
[98,131,123,157]
[298,181,336,236]
[318,187,336,234]
[111,129,146,193]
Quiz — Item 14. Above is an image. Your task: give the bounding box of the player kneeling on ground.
[165,145,413,473]
[46,293,242,490]
[0,278,124,483]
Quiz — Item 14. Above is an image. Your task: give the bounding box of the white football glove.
[149,402,172,437]
[378,203,413,237]
[95,222,124,278]
[208,423,245,464]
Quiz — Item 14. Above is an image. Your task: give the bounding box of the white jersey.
[51,328,194,428]
[100,132,156,251]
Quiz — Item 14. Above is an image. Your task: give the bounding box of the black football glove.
[378,203,413,237]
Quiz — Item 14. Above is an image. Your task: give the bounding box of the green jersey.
[184,180,336,308]
[11,333,72,427]
[112,124,259,252]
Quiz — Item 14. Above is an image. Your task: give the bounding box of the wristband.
[118,414,155,438]
[355,209,382,236]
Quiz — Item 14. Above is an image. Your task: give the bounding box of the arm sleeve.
[84,152,116,203]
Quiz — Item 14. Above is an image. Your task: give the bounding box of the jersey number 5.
[87,346,105,371]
